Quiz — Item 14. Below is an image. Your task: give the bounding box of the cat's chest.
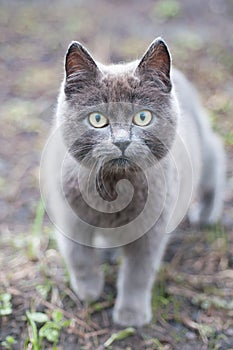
[62,169,151,228]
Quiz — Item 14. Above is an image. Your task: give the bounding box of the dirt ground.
[0,0,233,349]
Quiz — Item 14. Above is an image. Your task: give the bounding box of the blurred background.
[0,0,233,349]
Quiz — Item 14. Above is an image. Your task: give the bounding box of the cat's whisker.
[99,157,112,199]
[86,158,99,196]
[95,158,102,194]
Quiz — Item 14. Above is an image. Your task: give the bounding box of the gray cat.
[42,38,225,326]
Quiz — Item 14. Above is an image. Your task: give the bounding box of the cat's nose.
[113,139,131,153]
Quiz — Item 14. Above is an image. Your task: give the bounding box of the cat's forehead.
[100,71,140,101]
[97,61,141,100]
[71,64,141,106]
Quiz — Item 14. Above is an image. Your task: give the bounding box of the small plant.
[192,293,233,311]
[25,309,70,349]
[151,337,164,350]
[152,268,170,321]
[36,281,52,300]
[39,310,70,344]
[104,327,135,348]
[27,199,45,261]
[0,293,13,316]
[1,336,17,350]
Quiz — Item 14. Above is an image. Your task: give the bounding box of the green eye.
[133,110,152,126]
[89,112,109,128]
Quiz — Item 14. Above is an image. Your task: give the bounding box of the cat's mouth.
[103,157,140,174]
[98,157,130,176]
[110,157,130,167]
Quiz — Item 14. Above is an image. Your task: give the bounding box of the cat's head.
[58,38,179,173]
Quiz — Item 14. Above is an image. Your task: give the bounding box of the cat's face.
[59,38,178,173]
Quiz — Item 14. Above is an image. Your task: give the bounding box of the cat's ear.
[136,38,171,90]
[65,41,99,78]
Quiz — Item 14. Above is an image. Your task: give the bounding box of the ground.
[0,0,233,349]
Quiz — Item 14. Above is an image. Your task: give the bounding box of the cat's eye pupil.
[95,114,101,123]
[140,113,146,121]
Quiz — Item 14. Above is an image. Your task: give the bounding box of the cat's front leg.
[56,231,104,301]
[113,230,169,327]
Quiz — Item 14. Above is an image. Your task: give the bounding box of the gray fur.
[43,38,226,326]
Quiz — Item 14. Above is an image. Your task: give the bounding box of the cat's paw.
[113,305,152,327]
[70,270,104,302]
